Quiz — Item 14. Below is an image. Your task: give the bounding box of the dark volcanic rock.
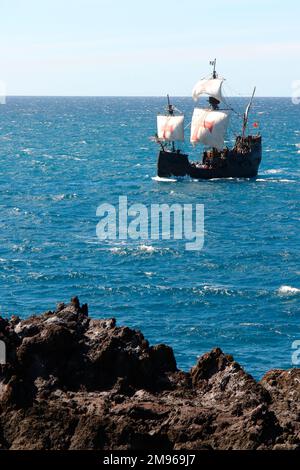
[0,297,299,450]
[260,369,300,449]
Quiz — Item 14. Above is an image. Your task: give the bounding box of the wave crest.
[278,285,300,296]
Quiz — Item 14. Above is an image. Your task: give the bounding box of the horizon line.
[4,94,291,99]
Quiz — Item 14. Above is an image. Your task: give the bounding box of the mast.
[208,59,220,110]
[192,60,223,103]
[167,95,175,152]
[191,61,230,151]
[242,86,256,139]
[210,58,217,79]
[167,94,174,116]
[156,97,184,147]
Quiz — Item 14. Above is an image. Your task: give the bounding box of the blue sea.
[0,96,299,378]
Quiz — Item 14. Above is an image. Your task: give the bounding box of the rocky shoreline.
[0,297,299,450]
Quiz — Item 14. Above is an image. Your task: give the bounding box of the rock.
[0,297,299,450]
[150,344,177,373]
[260,369,300,449]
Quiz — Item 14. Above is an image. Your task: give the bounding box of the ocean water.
[0,96,299,378]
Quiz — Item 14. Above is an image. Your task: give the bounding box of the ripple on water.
[0,96,299,379]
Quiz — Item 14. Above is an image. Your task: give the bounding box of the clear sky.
[1,0,299,96]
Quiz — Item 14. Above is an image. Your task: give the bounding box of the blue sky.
[1,0,299,96]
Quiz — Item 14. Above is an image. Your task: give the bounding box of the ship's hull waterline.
[157,135,262,180]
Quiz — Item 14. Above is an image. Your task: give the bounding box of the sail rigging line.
[171,105,184,116]
[224,83,244,117]
[197,72,220,82]
[223,81,252,99]
[220,99,239,114]
[222,82,255,118]
[225,115,239,143]
[222,82,258,138]
[220,85,243,117]
[221,96,244,139]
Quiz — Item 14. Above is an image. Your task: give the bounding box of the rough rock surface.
[0,297,299,450]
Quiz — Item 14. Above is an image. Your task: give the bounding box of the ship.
[154,60,262,180]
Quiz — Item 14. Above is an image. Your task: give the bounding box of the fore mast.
[156,96,185,153]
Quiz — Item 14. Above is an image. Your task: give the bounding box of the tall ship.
[155,60,262,179]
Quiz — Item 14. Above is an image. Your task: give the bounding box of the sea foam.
[152,176,177,183]
[278,285,300,296]
[139,244,156,253]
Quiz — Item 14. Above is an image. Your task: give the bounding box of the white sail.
[192,78,224,102]
[190,108,230,150]
[157,115,184,142]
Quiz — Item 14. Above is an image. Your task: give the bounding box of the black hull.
[157,135,262,180]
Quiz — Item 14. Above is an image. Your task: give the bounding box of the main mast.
[191,60,230,150]
[208,59,220,110]
[210,58,217,79]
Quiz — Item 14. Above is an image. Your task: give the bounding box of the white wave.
[52,193,77,201]
[278,285,300,296]
[279,179,296,183]
[21,148,33,155]
[201,285,233,296]
[10,207,21,215]
[256,178,295,183]
[52,194,65,201]
[139,244,156,253]
[109,247,127,255]
[295,143,300,148]
[108,247,118,253]
[263,169,283,175]
[109,245,165,256]
[152,176,177,183]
